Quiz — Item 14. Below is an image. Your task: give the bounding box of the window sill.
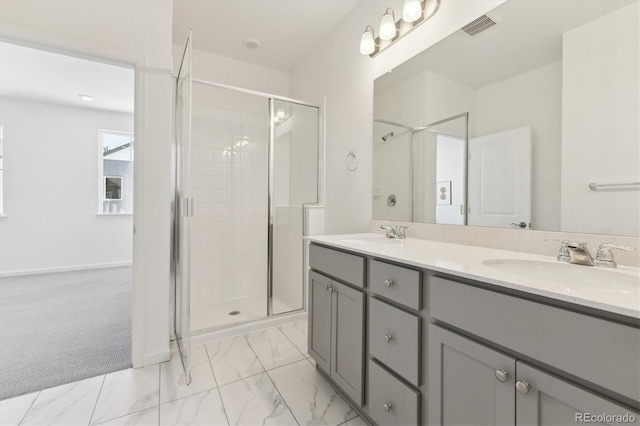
[96,213,133,217]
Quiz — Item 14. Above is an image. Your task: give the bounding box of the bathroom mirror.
[373,0,639,236]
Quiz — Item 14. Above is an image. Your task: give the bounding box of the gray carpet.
[0,267,132,400]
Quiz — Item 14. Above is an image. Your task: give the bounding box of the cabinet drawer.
[309,244,365,288]
[368,359,420,426]
[430,276,640,403]
[369,297,421,386]
[369,259,421,310]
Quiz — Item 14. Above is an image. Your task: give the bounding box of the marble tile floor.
[0,319,367,426]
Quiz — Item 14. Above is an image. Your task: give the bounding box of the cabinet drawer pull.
[324,284,330,291]
[384,279,394,287]
[383,334,393,343]
[516,380,530,394]
[383,402,392,412]
[495,370,509,382]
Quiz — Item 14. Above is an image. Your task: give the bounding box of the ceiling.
[376,0,634,91]
[0,42,134,113]
[173,0,360,72]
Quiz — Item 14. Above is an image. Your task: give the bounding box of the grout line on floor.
[93,405,160,426]
[16,391,41,426]
[203,344,231,426]
[242,331,301,426]
[277,320,309,358]
[87,375,106,425]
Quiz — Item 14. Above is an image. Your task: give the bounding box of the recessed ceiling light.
[243,38,260,49]
[78,94,94,101]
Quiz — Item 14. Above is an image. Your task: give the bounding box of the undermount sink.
[340,236,402,245]
[482,259,639,290]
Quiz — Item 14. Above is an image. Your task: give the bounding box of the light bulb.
[379,8,397,41]
[276,107,286,119]
[403,0,422,23]
[359,26,376,55]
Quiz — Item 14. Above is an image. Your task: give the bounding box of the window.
[99,130,133,214]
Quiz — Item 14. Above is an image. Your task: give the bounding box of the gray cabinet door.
[330,280,365,406]
[428,325,516,426]
[516,361,639,426]
[308,271,332,373]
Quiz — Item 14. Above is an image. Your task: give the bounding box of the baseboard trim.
[0,261,133,277]
[190,311,308,346]
[138,349,171,368]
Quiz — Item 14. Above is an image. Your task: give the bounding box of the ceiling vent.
[459,15,497,37]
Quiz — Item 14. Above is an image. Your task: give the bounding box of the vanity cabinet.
[428,325,516,425]
[308,241,640,426]
[308,269,365,405]
[429,325,639,426]
[516,362,639,426]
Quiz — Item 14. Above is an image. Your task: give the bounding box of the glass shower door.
[270,100,319,314]
[174,30,192,383]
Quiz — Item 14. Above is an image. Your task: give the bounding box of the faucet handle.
[598,243,635,252]
[380,224,396,238]
[595,243,635,268]
[397,226,410,238]
[545,239,570,262]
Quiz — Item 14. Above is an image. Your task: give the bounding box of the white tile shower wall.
[190,104,268,313]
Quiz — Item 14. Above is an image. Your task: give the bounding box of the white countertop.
[305,233,640,319]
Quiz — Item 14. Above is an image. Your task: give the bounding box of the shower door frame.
[182,77,322,332]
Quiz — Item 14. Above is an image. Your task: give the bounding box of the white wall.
[172,45,290,97]
[290,0,505,234]
[561,2,640,236]
[0,0,174,367]
[0,98,133,274]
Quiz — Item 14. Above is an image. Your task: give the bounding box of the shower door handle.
[182,198,195,217]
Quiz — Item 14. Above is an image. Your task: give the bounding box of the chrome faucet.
[546,240,635,268]
[380,225,410,239]
[547,240,594,266]
[566,242,594,266]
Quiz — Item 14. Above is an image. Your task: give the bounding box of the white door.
[468,126,532,229]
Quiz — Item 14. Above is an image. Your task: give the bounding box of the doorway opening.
[0,41,135,399]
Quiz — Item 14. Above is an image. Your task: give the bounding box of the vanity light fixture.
[359,25,376,55]
[403,0,423,23]
[379,8,397,40]
[360,0,440,58]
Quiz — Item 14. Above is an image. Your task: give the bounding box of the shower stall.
[372,113,467,224]
[173,34,319,379]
